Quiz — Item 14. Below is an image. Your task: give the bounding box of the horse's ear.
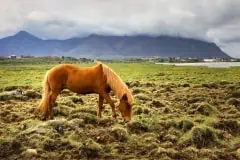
[98,63,103,71]
[122,93,128,101]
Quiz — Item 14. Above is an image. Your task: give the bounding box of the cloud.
[0,0,240,57]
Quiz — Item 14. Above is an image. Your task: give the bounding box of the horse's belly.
[66,83,96,94]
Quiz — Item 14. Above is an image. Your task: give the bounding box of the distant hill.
[0,31,230,59]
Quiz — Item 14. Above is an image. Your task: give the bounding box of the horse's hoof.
[48,116,54,120]
[41,117,47,121]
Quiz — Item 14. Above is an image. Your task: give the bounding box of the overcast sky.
[0,0,240,57]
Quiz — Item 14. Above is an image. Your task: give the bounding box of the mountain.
[0,31,81,56]
[0,31,230,59]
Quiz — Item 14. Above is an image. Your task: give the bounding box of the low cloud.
[0,0,240,57]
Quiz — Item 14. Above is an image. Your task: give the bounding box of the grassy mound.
[111,125,128,142]
[127,120,149,134]
[80,139,103,158]
[192,102,219,116]
[180,126,218,149]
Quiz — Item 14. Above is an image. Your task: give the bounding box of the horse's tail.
[35,71,51,114]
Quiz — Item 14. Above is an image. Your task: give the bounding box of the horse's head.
[118,93,133,122]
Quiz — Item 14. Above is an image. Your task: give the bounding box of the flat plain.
[0,59,240,159]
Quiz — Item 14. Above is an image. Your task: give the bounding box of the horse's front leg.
[99,91,117,119]
[98,95,104,119]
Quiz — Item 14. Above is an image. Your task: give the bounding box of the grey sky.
[0,0,240,57]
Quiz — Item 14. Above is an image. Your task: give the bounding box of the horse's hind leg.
[38,93,51,120]
[98,95,104,119]
[48,89,61,119]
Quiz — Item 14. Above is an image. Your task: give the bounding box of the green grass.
[1,59,240,89]
[1,59,240,159]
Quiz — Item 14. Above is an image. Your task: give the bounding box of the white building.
[204,59,216,62]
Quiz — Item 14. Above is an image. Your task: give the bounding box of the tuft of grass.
[202,83,218,89]
[55,105,73,116]
[134,106,151,115]
[81,139,102,158]
[111,125,128,142]
[67,118,85,128]
[231,90,240,98]
[68,131,84,148]
[179,125,219,149]
[24,90,41,99]
[41,137,56,151]
[134,93,151,101]
[178,120,194,132]
[150,100,165,108]
[127,120,149,134]
[226,98,240,109]
[194,102,219,116]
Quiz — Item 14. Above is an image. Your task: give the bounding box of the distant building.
[230,59,237,62]
[8,55,17,59]
[204,59,216,62]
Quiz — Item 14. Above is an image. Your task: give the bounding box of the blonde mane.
[97,62,134,105]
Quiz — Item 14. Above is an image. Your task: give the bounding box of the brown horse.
[35,62,134,121]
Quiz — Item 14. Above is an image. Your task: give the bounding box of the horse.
[35,61,134,121]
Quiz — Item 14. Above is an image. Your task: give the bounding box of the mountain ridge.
[0,31,231,59]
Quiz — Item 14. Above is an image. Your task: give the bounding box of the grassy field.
[0,59,240,159]
[1,60,240,88]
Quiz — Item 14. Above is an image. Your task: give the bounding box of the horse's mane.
[97,61,134,105]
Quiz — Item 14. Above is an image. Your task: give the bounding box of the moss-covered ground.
[0,59,240,159]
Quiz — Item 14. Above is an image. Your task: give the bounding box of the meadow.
[0,59,240,159]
